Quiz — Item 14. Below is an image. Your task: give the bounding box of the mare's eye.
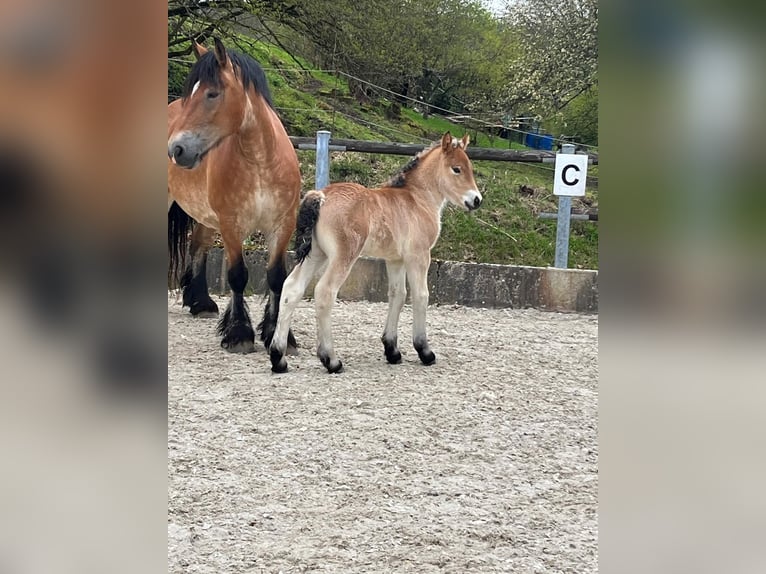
[207,91,220,100]
[451,166,462,174]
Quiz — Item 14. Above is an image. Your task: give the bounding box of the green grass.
[177,38,598,269]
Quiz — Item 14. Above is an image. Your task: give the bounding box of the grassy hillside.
[170,40,598,269]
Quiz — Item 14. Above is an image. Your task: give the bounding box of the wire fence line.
[169,58,598,150]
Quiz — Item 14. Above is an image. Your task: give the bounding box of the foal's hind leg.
[405,254,436,365]
[314,259,355,374]
[181,224,219,317]
[269,251,325,373]
[381,260,406,364]
[259,222,298,354]
[216,235,255,354]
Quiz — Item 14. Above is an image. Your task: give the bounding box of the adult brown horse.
[168,38,299,354]
[269,132,482,373]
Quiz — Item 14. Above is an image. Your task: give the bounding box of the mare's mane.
[182,49,274,109]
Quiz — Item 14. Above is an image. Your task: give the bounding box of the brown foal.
[270,132,482,373]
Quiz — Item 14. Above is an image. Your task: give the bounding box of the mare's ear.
[460,134,470,149]
[213,37,228,68]
[441,132,453,152]
[192,40,208,61]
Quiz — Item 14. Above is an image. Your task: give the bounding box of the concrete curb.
[203,248,598,313]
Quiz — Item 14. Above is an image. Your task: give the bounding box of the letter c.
[562,164,580,186]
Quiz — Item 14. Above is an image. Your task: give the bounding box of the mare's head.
[398,132,481,211]
[167,38,273,169]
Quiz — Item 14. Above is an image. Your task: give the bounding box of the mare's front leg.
[381,259,406,364]
[216,235,255,354]
[269,251,324,373]
[181,223,219,317]
[259,221,299,354]
[405,254,436,365]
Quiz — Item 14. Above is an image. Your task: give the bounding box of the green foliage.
[548,84,599,146]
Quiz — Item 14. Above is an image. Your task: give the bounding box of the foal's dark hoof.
[221,324,256,354]
[327,360,344,374]
[269,347,288,373]
[385,348,402,364]
[319,354,344,374]
[417,349,436,366]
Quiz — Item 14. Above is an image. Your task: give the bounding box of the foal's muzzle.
[463,189,483,211]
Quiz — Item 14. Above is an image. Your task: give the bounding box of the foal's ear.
[460,134,470,149]
[192,40,208,61]
[441,132,453,152]
[213,37,229,68]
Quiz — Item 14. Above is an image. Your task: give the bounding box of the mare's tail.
[294,190,324,263]
[168,201,195,287]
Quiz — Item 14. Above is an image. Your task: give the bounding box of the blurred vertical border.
[0,0,166,572]
[601,0,766,573]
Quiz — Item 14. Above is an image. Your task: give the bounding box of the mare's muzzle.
[168,132,207,169]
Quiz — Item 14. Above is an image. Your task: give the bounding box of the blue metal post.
[315,130,331,190]
[554,143,576,268]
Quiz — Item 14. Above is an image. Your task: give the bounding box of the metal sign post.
[553,143,588,268]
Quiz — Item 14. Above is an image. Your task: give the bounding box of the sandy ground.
[168,294,598,573]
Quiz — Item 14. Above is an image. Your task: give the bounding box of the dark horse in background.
[168,38,299,354]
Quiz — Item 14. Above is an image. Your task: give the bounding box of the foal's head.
[425,132,482,211]
[168,38,272,169]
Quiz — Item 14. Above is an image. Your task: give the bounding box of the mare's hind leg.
[216,235,255,354]
[181,224,219,317]
[314,258,356,374]
[269,251,325,373]
[381,260,406,364]
[405,254,436,365]
[259,222,298,354]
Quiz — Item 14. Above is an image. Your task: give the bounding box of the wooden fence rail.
[288,136,599,165]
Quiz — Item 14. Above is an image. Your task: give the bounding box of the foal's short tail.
[294,190,324,263]
[168,201,195,287]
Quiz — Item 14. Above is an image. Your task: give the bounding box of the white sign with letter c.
[553,153,588,197]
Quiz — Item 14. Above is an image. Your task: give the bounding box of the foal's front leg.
[405,255,436,365]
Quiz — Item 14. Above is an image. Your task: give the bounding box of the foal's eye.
[451,166,462,174]
[206,91,220,100]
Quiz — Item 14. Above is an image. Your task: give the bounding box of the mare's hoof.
[193,310,219,319]
[221,324,256,354]
[189,299,219,317]
[222,340,256,354]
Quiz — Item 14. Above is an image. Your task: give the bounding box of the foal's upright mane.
[385,142,439,188]
[182,49,274,109]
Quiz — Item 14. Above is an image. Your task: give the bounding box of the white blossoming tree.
[503,0,598,129]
